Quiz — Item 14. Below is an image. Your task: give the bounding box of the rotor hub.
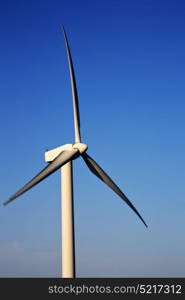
[72,143,88,154]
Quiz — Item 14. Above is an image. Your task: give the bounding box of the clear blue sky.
[0,0,185,277]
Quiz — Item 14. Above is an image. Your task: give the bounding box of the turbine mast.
[45,144,76,278]
[61,161,76,278]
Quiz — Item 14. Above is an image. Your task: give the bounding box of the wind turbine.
[3,26,147,278]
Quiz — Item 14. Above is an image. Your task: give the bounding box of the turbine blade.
[82,153,147,227]
[3,149,79,205]
[62,25,81,143]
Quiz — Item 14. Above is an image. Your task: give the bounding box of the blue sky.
[0,0,185,277]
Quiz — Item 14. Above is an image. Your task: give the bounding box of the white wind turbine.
[3,26,147,278]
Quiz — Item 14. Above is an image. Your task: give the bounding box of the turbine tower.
[3,26,147,278]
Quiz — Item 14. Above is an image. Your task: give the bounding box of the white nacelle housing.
[45,143,88,162]
[45,144,73,162]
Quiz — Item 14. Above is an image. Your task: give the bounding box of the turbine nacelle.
[45,143,88,163]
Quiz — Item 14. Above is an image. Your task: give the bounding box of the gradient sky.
[0,0,185,277]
